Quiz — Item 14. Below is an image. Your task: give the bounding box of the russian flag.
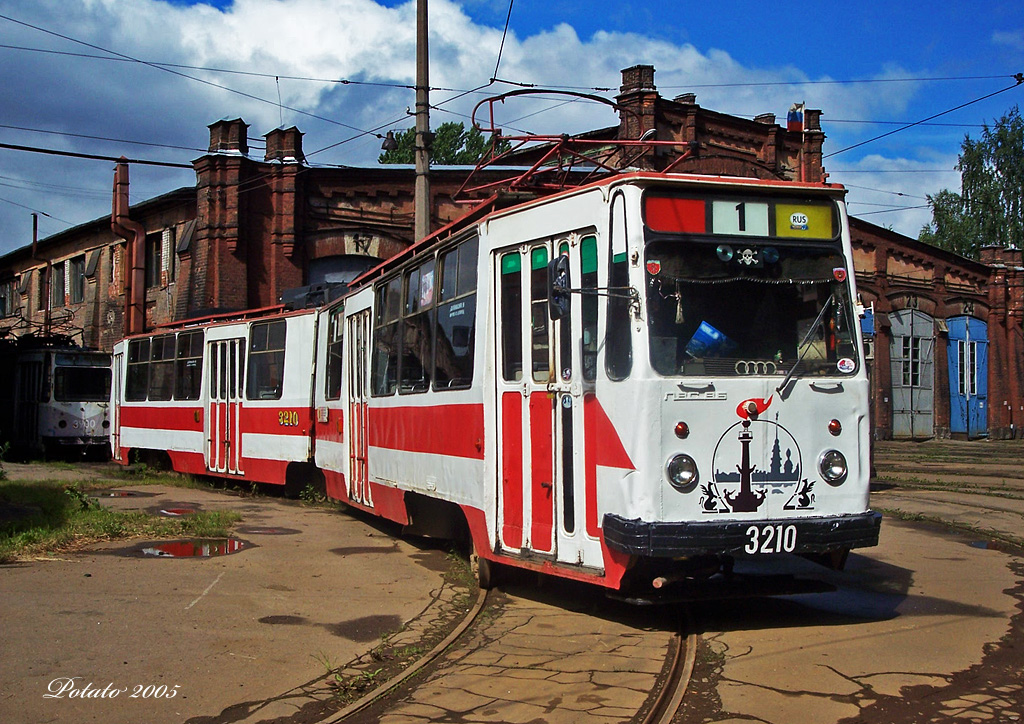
[787,102,805,132]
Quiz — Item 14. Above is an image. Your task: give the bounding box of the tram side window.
[175,331,203,400]
[246,320,286,400]
[434,236,477,389]
[125,339,150,401]
[148,335,175,401]
[400,259,435,393]
[325,307,344,401]
[371,277,402,396]
[499,251,523,382]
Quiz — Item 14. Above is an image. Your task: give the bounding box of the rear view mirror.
[548,254,571,320]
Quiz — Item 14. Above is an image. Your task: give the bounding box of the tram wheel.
[470,552,497,590]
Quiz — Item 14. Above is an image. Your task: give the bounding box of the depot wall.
[1,65,1022,440]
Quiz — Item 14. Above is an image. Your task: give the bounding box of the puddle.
[969,540,1012,552]
[236,526,301,536]
[140,538,247,558]
[97,490,144,498]
[159,508,197,517]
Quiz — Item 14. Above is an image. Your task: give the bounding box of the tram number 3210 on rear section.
[744,524,798,554]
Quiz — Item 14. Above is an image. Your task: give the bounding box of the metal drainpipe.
[111,159,146,336]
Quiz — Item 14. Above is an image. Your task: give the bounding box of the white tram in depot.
[111,172,881,594]
[0,334,112,459]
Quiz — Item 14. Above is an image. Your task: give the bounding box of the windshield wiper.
[776,294,835,395]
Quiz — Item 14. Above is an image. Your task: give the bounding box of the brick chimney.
[617,65,658,140]
[264,127,305,164]
[208,118,249,155]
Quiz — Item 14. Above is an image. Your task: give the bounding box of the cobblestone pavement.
[676,439,1024,724]
[349,580,675,724]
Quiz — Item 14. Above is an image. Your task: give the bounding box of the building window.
[70,255,86,304]
[51,262,66,308]
[145,231,162,288]
[164,228,177,283]
[0,278,17,317]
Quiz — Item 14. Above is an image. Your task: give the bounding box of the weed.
[0,479,240,562]
[63,484,99,511]
[300,482,326,505]
[311,650,338,675]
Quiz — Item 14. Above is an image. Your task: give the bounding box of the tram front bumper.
[602,511,882,558]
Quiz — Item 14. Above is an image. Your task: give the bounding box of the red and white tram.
[111,172,881,593]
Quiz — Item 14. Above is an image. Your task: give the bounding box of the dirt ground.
[0,466,464,724]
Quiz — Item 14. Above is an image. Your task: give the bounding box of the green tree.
[919,106,1024,259]
[378,121,508,165]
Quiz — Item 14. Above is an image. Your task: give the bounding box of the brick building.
[0,65,1021,439]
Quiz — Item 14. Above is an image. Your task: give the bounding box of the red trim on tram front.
[583,395,636,537]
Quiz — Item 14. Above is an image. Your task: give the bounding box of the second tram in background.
[0,334,111,459]
[111,171,881,594]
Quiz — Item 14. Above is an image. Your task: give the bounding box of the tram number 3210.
[744,524,798,554]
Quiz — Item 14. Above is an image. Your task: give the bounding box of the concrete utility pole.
[414,0,431,241]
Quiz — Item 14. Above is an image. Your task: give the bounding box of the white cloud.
[0,0,969,255]
[828,152,962,239]
[992,29,1024,51]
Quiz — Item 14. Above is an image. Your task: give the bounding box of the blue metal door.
[947,316,988,437]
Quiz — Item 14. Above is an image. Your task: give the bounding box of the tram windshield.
[645,240,859,378]
[54,365,112,401]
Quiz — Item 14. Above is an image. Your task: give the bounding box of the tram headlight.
[666,454,699,492]
[819,450,848,485]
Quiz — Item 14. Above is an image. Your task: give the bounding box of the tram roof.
[349,171,848,289]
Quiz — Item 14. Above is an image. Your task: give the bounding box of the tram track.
[325,587,490,723]
[637,608,698,724]
[323,580,698,724]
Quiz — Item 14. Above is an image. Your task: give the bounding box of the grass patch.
[0,480,240,563]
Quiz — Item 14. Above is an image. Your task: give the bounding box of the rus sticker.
[837,357,856,373]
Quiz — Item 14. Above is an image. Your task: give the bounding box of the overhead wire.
[825,76,1024,158]
[0,195,74,225]
[0,13,377,138]
[0,123,208,153]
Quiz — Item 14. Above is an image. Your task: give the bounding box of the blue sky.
[1,0,1022,255]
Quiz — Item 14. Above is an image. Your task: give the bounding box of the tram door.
[111,351,123,461]
[206,338,245,475]
[947,316,988,437]
[495,238,592,565]
[347,309,372,507]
